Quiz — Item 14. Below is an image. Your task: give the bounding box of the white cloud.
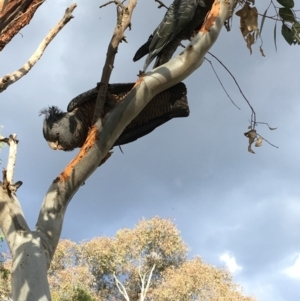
[284,254,300,281]
[220,252,242,274]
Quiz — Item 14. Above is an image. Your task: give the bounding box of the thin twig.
[257,133,279,148]
[0,3,77,93]
[205,58,241,110]
[255,121,277,130]
[100,0,126,9]
[154,0,168,9]
[207,52,256,126]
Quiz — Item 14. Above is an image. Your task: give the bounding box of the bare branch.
[0,134,29,253]
[0,3,77,93]
[5,134,18,184]
[113,273,130,301]
[140,264,156,301]
[100,0,126,9]
[205,57,241,110]
[93,0,137,123]
[256,132,279,149]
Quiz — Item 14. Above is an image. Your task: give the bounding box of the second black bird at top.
[133,0,214,71]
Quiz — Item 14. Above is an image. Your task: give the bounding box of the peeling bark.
[0,0,45,51]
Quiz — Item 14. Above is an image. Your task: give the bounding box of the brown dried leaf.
[246,32,255,54]
[244,129,257,139]
[255,136,263,147]
[245,130,257,154]
[236,2,259,54]
[248,145,255,154]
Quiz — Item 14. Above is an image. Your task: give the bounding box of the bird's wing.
[133,35,153,62]
[67,83,135,112]
[144,0,199,70]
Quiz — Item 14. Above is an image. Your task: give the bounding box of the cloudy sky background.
[1,1,300,300]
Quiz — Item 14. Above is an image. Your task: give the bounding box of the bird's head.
[40,106,83,151]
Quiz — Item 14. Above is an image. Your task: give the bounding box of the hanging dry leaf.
[236,2,259,54]
[255,136,263,147]
[244,129,257,154]
[246,32,255,54]
[248,145,255,154]
[244,129,257,139]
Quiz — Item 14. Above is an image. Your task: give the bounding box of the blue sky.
[1,1,300,300]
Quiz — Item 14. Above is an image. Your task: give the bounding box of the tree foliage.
[46,218,254,301]
[1,217,256,300]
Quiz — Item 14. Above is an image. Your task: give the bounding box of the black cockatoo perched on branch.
[133,0,214,71]
[41,82,189,151]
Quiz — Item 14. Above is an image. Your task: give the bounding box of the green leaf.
[281,23,295,45]
[292,22,300,44]
[279,8,296,23]
[274,22,277,51]
[259,8,268,36]
[276,0,294,8]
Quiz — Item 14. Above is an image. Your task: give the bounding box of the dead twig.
[207,51,256,126]
[100,0,126,9]
[93,0,137,123]
[154,0,168,9]
[0,3,77,93]
[205,57,241,110]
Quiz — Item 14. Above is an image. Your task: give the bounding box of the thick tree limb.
[0,134,50,301]
[93,0,137,123]
[0,0,45,51]
[0,3,77,93]
[0,134,28,240]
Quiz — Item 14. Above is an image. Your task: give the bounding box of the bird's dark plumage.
[41,82,189,151]
[133,0,214,71]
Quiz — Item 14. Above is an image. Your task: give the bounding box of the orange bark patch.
[200,0,220,34]
[0,0,44,51]
[56,125,99,182]
[133,76,143,88]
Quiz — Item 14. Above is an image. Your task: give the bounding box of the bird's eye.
[56,132,59,136]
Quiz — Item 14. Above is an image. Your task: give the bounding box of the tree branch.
[0,133,51,301]
[140,264,156,301]
[0,3,77,93]
[93,0,137,123]
[0,0,45,51]
[113,273,130,301]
